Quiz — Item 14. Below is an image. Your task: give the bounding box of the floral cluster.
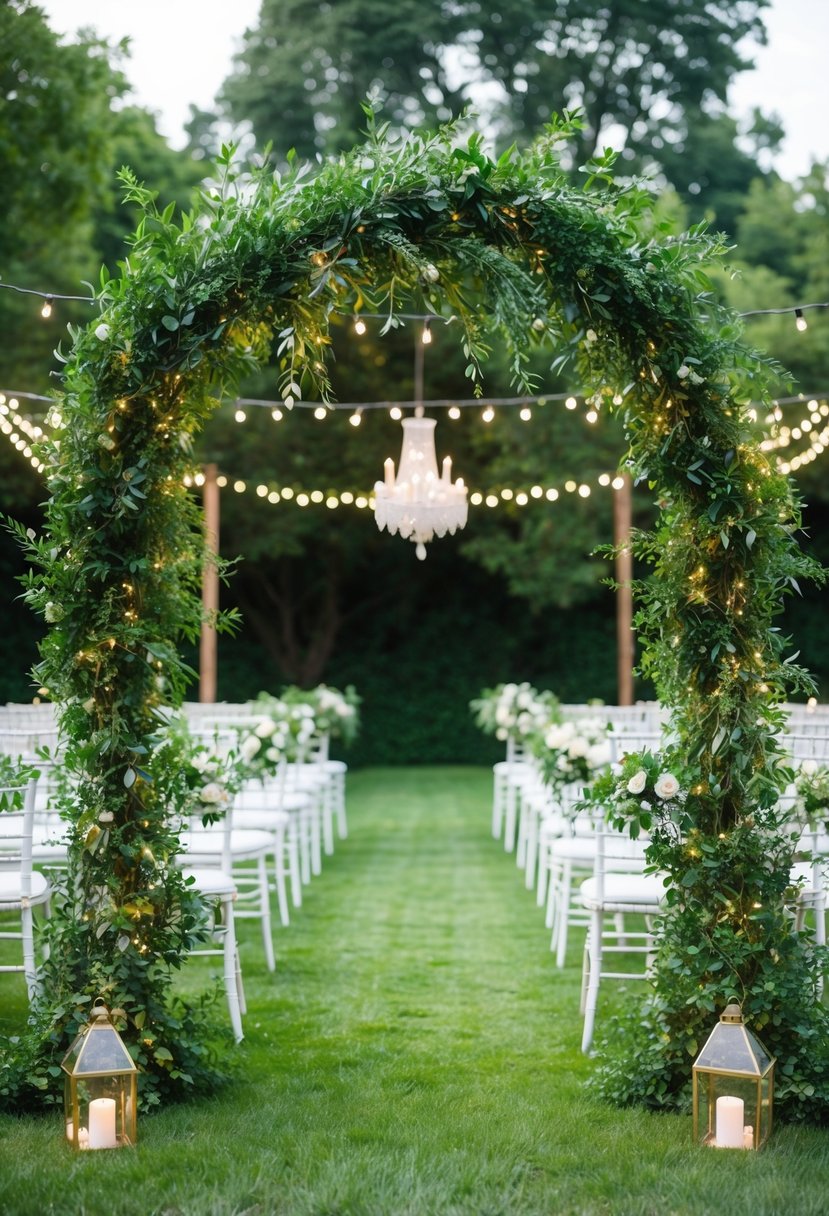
[283,683,361,745]
[470,682,558,744]
[582,747,690,840]
[237,695,319,779]
[794,762,829,827]
[157,718,241,826]
[530,715,613,796]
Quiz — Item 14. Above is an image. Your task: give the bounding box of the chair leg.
[288,823,303,907]
[274,840,290,927]
[21,903,38,1002]
[581,909,603,1053]
[504,783,518,853]
[322,783,335,856]
[556,862,573,969]
[310,799,322,877]
[336,776,347,839]
[257,857,276,972]
[524,809,538,891]
[220,896,244,1042]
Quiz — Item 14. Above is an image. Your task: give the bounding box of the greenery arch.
[12,112,829,1117]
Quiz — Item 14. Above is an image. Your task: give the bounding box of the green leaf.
[161,315,179,331]
[124,767,136,788]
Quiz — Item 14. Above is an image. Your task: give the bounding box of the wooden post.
[200,463,219,703]
[614,472,634,706]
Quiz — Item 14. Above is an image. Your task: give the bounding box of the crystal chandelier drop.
[374,414,468,560]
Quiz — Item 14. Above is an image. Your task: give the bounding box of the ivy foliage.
[8,107,827,1114]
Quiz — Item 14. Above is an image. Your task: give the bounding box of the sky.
[39,0,829,179]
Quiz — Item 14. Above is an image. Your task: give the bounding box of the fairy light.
[565,396,578,410]
[389,406,403,421]
[520,407,532,421]
[482,405,495,423]
[421,318,433,345]
[313,406,327,420]
[349,410,362,427]
[353,315,367,336]
[795,309,808,333]
[271,408,283,422]
[40,296,53,319]
[234,408,246,423]
[448,406,461,420]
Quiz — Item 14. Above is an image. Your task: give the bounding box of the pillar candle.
[384,458,395,488]
[88,1097,117,1150]
[715,1095,744,1148]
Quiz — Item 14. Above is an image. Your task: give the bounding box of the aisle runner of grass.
[1,767,827,1215]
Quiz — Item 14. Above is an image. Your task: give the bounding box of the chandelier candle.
[374,416,468,560]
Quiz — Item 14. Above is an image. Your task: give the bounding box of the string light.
[421,318,433,345]
[271,408,283,422]
[234,408,246,423]
[313,406,328,420]
[481,405,495,423]
[448,406,461,420]
[349,409,363,427]
[40,296,53,319]
[389,406,403,421]
[353,315,367,336]
[795,309,808,333]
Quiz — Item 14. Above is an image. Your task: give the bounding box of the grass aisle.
[2,767,828,1215]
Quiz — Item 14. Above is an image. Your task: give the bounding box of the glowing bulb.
[545,488,559,502]
[256,484,268,498]
[500,488,514,501]
[296,493,310,506]
[314,406,328,420]
[795,309,808,333]
[41,296,53,319]
[578,484,590,498]
[585,409,598,424]
[612,476,625,490]
[234,409,246,423]
[341,491,354,504]
[271,408,283,422]
[233,480,246,493]
[520,407,532,421]
[216,475,228,487]
[482,406,495,423]
[448,406,461,420]
[421,319,433,345]
[390,406,403,421]
[530,485,543,499]
[349,411,362,427]
[565,396,577,410]
[598,473,611,486]
[354,315,367,336]
[485,494,498,507]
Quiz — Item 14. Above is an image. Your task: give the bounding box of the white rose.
[801,759,818,776]
[423,264,440,282]
[588,742,612,769]
[495,728,508,741]
[95,322,110,341]
[199,782,225,805]
[255,717,276,738]
[654,772,680,800]
[98,810,114,823]
[568,738,589,759]
[585,328,598,344]
[240,735,261,761]
[627,770,647,795]
[677,363,690,379]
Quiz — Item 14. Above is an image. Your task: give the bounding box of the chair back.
[180,797,234,874]
[593,825,651,905]
[0,778,39,899]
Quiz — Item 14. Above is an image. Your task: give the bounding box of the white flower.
[627,770,647,795]
[44,601,64,623]
[585,328,598,344]
[191,752,209,773]
[255,717,276,738]
[265,746,282,762]
[677,363,690,379]
[495,727,508,741]
[98,810,114,823]
[587,742,612,769]
[94,322,110,341]
[801,759,818,776]
[532,317,546,332]
[640,800,652,811]
[199,782,225,805]
[654,772,681,800]
[423,264,440,282]
[240,735,261,761]
[82,697,95,712]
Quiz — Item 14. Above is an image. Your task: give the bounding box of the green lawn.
[1,767,828,1215]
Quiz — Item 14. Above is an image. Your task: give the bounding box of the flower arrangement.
[582,747,691,841]
[794,762,829,827]
[156,717,241,826]
[470,682,558,744]
[530,715,613,797]
[236,694,319,780]
[283,684,361,746]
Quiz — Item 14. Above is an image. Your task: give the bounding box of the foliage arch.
[12,113,829,1116]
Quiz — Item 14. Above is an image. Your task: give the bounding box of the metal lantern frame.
[61,999,138,1150]
[692,1002,775,1150]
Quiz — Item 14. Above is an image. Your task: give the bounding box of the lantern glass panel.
[692,1003,775,1150]
[61,1004,138,1150]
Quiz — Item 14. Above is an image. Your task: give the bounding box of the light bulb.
[390,406,403,421]
[795,309,808,333]
[520,407,532,421]
[448,406,461,420]
[271,408,283,422]
[234,408,246,423]
[314,406,327,420]
[421,319,433,345]
[565,396,577,410]
[354,315,367,336]
[482,406,495,423]
[349,411,362,427]
[41,296,53,319]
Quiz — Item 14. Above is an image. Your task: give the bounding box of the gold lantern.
[61,1000,138,1150]
[692,1002,775,1150]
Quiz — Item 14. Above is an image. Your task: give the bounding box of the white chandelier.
[374,415,468,560]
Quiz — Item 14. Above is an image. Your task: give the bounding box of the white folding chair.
[580,826,667,1053]
[0,776,52,1001]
